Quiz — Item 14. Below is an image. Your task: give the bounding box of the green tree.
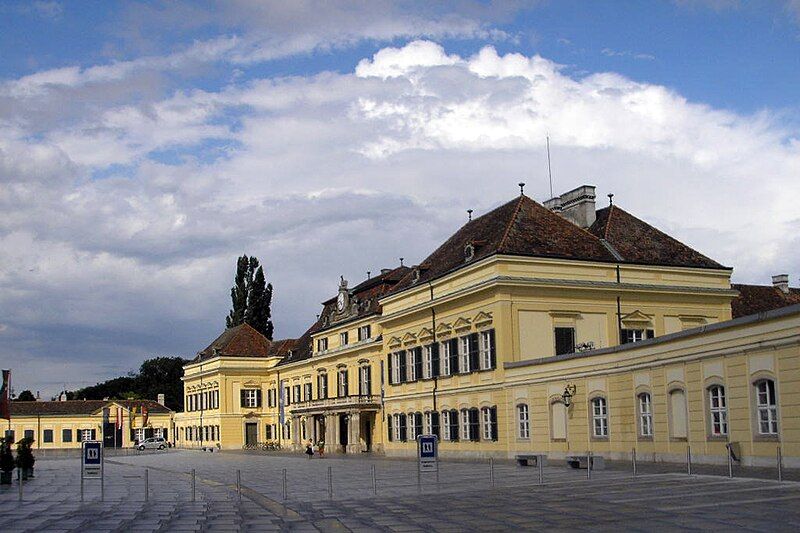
[226,255,274,339]
[14,390,36,402]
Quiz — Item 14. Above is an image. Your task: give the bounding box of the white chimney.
[546,185,596,228]
[157,393,165,405]
[772,274,789,294]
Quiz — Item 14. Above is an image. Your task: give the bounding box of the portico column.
[348,411,361,453]
[304,417,314,445]
[325,414,336,453]
[291,415,301,451]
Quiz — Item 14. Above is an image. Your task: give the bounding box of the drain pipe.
[616,265,623,346]
[428,281,438,411]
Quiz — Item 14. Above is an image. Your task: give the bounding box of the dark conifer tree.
[226,255,250,329]
[226,255,274,339]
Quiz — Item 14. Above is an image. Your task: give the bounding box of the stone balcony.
[288,394,381,414]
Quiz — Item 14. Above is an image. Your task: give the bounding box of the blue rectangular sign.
[82,441,103,479]
[419,436,436,458]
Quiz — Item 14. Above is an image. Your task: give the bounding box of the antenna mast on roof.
[546,134,554,199]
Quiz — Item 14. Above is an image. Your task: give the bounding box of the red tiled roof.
[9,399,171,417]
[589,206,726,270]
[195,323,273,361]
[731,284,800,318]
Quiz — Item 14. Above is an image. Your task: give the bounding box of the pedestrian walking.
[318,439,325,458]
[305,440,314,459]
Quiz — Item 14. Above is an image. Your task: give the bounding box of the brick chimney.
[545,185,597,228]
[772,274,789,294]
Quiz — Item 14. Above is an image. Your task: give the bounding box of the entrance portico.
[289,395,381,454]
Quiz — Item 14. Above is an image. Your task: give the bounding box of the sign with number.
[82,441,103,479]
[417,434,438,472]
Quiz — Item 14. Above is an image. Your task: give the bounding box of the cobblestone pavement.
[1,451,799,531]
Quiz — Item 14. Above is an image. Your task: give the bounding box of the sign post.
[81,440,104,501]
[417,434,438,473]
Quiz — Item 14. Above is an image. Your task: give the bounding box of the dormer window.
[464,243,475,262]
[316,338,328,352]
[411,268,420,284]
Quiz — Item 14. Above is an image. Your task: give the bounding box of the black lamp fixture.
[562,384,576,407]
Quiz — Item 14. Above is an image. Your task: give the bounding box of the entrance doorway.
[339,414,348,450]
[361,414,372,452]
[245,422,258,446]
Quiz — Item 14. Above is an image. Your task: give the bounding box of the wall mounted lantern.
[562,384,577,407]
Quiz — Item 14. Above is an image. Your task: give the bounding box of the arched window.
[755,379,778,435]
[591,397,608,438]
[669,389,688,439]
[638,393,653,437]
[517,404,530,439]
[708,385,728,436]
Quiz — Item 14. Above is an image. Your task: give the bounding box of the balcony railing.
[288,394,381,413]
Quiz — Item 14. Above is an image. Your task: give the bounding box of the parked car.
[136,437,167,451]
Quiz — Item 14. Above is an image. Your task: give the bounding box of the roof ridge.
[604,205,615,239]
[497,195,526,252]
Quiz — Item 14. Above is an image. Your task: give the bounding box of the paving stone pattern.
[1,451,799,532]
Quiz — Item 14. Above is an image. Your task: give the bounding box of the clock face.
[336,292,346,312]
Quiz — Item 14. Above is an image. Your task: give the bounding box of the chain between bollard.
[687,446,692,476]
[237,470,242,502]
[282,468,287,500]
[538,456,543,485]
[587,451,592,480]
[191,469,196,502]
[727,446,733,478]
[777,446,783,482]
[632,448,637,477]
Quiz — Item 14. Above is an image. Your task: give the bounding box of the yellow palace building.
[175,185,800,467]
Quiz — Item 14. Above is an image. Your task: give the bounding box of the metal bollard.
[632,448,637,477]
[191,469,196,502]
[371,464,377,495]
[538,457,543,485]
[327,466,333,500]
[687,446,692,476]
[416,463,421,493]
[489,458,495,488]
[145,468,149,502]
[587,452,592,480]
[80,471,84,502]
[778,447,783,482]
[282,468,287,500]
[18,468,23,502]
[237,470,242,502]
[727,447,733,478]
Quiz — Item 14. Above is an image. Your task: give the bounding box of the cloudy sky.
[1,1,799,398]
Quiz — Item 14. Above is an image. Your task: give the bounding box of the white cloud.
[2,39,799,397]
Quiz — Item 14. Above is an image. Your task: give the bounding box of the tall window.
[318,373,328,399]
[304,383,312,401]
[554,327,575,355]
[359,365,371,395]
[81,429,94,442]
[391,352,402,384]
[293,384,301,403]
[316,338,328,352]
[407,349,417,381]
[460,409,470,441]
[517,404,530,439]
[424,411,433,435]
[756,380,778,435]
[241,389,260,408]
[708,385,728,436]
[591,397,608,438]
[481,407,497,441]
[442,410,452,441]
[43,429,53,443]
[422,345,433,379]
[439,341,451,376]
[479,330,495,370]
[358,325,371,341]
[338,369,348,397]
[669,389,688,439]
[340,332,348,346]
[458,336,470,373]
[638,393,653,437]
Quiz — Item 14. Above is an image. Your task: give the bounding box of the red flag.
[142,407,149,427]
[0,370,10,420]
[115,407,123,430]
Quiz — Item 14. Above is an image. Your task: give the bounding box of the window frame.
[422,345,433,379]
[637,392,653,439]
[243,388,259,408]
[517,403,530,440]
[439,341,451,376]
[458,336,470,374]
[554,326,576,356]
[479,330,492,370]
[590,396,609,439]
[340,331,349,346]
[755,379,779,437]
[358,325,371,342]
[707,385,728,438]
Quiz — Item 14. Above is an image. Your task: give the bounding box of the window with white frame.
[442,410,452,441]
[391,352,401,384]
[591,397,609,438]
[458,336,470,373]
[393,414,401,442]
[407,350,417,381]
[439,341,451,376]
[338,369,348,397]
[517,404,530,439]
[424,411,432,435]
[408,413,417,441]
[80,429,93,442]
[460,409,470,440]
[479,330,493,369]
[756,379,778,435]
[481,407,493,440]
[358,325,371,341]
[340,331,348,346]
[422,345,433,379]
[243,389,259,408]
[318,373,328,399]
[134,428,145,442]
[708,385,728,436]
[359,365,371,395]
[154,428,164,438]
[638,393,653,437]
[316,337,328,352]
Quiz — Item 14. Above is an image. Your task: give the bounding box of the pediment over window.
[417,327,434,342]
[242,411,260,419]
[402,332,417,345]
[242,380,260,388]
[435,322,452,337]
[678,314,707,327]
[387,336,402,348]
[621,310,652,326]
[453,317,471,331]
[473,311,493,327]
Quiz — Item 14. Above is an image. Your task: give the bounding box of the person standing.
[305,440,314,459]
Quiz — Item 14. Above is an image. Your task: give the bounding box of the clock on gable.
[336,276,349,315]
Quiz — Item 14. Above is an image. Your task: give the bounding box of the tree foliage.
[69,356,188,411]
[225,255,273,339]
[14,390,36,402]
